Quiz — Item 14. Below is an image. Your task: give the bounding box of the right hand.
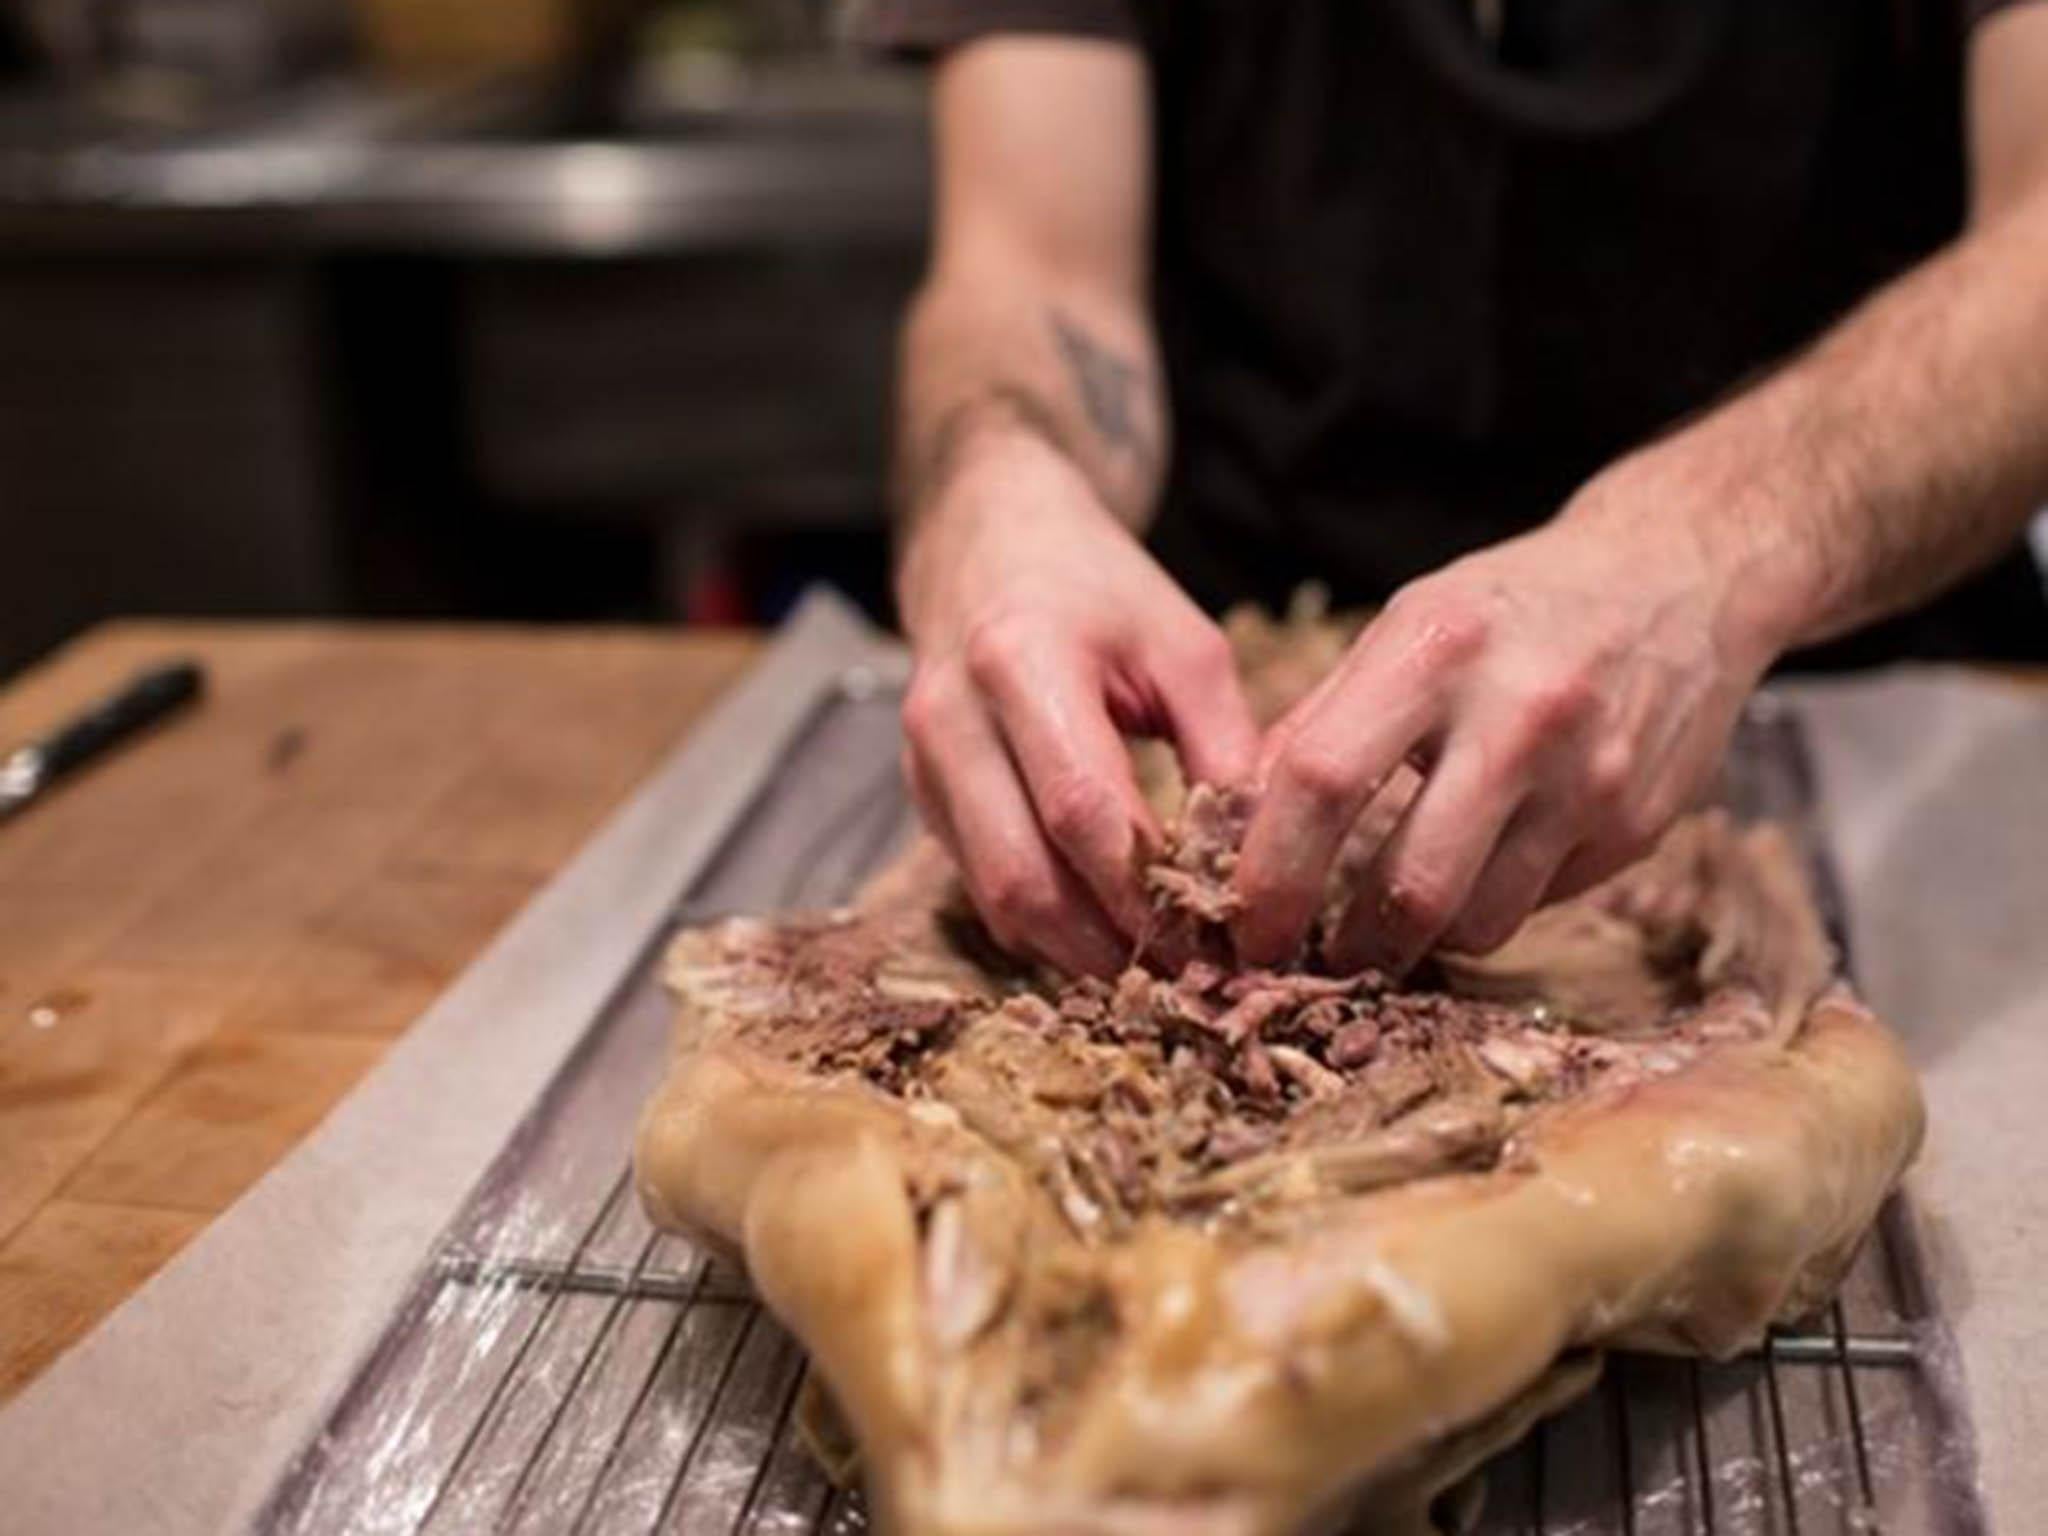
[898,431,1260,977]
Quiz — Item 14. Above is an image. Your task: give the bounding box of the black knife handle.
[37,660,205,781]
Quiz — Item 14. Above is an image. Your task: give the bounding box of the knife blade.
[0,659,205,821]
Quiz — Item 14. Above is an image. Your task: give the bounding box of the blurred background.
[0,0,923,674]
[5,3,2047,681]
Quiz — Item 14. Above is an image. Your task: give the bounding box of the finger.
[1233,638,1444,966]
[910,685,1128,978]
[1539,747,1693,906]
[1253,660,1350,772]
[1327,743,1521,976]
[1329,762,1426,887]
[902,744,962,860]
[972,643,1160,936]
[1543,842,1632,907]
[1141,625,1261,788]
[1437,802,1582,955]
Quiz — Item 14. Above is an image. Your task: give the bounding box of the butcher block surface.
[0,620,760,1402]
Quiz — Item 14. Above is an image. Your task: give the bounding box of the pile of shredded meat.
[693,784,1826,1254]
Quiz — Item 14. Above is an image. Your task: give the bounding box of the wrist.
[896,423,1121,649]
[1562,433,1827,674]
[897,420,1034,645]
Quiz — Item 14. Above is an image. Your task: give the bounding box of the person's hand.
[899,432,1260,977]
[1233,460,1791,975]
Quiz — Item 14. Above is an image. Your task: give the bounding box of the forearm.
[1574,181,2048,656]
[893,269,1167,591]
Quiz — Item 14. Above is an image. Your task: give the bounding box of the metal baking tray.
[252,670,1985,1536]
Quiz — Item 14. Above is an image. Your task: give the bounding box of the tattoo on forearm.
[893,304,1163,541]
[1049,310,1152,460]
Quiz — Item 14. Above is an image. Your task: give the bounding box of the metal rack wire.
[256,682,1975,1536]
[404,1190,1926,1536]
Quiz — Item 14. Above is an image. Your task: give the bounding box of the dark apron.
[1142,0,2048,664]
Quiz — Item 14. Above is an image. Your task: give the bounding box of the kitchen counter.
[0,619,759,1401]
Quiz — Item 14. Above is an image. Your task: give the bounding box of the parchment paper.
[1786,666,2048,1528]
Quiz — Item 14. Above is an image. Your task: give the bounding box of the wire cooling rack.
[254,679,1983,1536]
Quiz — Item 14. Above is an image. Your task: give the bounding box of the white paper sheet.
[1788,666,2048,1526]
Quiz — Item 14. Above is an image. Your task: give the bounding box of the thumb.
[1146,625,1261,789]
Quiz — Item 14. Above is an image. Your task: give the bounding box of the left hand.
[1232,465,1788,974]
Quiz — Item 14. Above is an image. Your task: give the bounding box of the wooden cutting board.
[0,620,759,1402]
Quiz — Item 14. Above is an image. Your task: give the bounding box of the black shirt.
[852,0,2048,663]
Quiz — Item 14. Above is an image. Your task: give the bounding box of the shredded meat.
[1137,783,1255,971]
[708,796,1793,1245]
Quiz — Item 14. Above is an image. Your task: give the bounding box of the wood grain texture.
[62,1030,387,1213]
[0,620,760,1401]
[0,1200,211,1401]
